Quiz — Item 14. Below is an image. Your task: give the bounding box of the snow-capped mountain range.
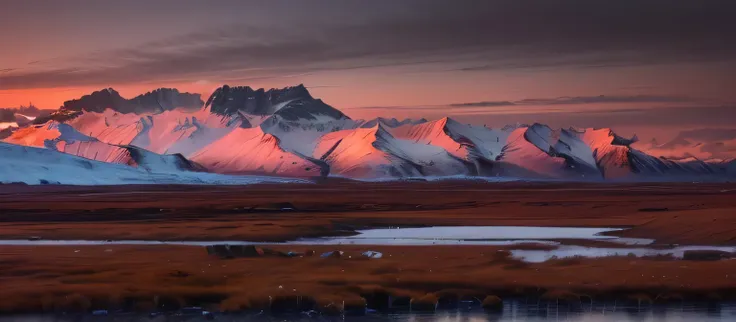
[2,84,734,185]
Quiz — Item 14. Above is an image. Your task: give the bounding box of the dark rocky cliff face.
[205,84,349,121]
[62,88,203,114]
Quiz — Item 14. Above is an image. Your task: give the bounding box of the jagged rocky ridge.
[62,88,204,114]
[205,84,348,121]
[2,84,735,184]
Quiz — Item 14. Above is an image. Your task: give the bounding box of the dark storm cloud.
[1,0,735,89]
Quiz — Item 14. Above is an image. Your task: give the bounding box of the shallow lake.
[295,226,654,245]
[0,226,651,246]
[1,226,733,262]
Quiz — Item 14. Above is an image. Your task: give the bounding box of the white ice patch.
[513,245,736,263]
[15,113,37,121]
[342,226,624,240]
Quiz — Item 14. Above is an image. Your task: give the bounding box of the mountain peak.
[359,117,426,128]
[437,116,466,129]
[572,127,638,147]
[205,84,348,121]
[62,88,202,114]
[360,122,394,139]
[609,130,638,146]
[61,88,126,112]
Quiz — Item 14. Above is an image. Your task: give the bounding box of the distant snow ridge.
[500,126,570,178]
[314,124,470,178]
[260,114,360,156]
[2,84,735,184]
[190,127,328,177]
[3,121,204,173]
[0,142,308,185]
[573,127,720,180]
[391,117,509,176]
[358,117,427,128]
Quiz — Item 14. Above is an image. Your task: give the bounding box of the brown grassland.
[0,180,735,313]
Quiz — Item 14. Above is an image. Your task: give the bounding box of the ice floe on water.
[338,226,624,240]
[290,226,651,246]
[512,245,736,263]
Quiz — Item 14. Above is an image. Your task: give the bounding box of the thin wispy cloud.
[449,101,515,107]
[514,95,694,105]
[359,94,697,111]
[306,85,342,89]
[673,128,736,142]
[449,105,736,132]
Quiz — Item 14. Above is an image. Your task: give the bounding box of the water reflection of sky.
[3,303,736,321]
[2,226,735,263]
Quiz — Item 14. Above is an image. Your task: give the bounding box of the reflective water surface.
[0,226,645,247]
[3,226,734,263]
[4,302,736,321]
[296,226,655,246]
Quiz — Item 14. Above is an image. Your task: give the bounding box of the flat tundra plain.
[0,180,735,313]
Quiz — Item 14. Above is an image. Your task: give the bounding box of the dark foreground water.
[4,302,736,322]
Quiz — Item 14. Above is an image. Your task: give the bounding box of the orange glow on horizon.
[0,84,217,110]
